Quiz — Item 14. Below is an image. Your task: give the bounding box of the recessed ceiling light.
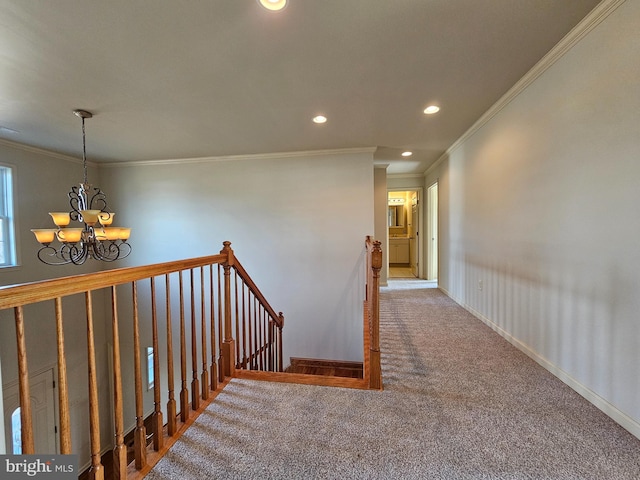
[423,105,440,115]
[312,115,327,124]
[401,151,413,157]
[258,0,287,11]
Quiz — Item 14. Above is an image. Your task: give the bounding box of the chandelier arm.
[91,241,109,262]
[36,246,73,266]
[88,187,108,212]
[91,239,119,262]
[66,243,89,266]
[69,186,84,221]
[118,242,132,259]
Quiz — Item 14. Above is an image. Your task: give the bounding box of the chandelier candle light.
[31,110,131,265]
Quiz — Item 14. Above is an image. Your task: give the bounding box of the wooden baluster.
[255,305,260,370]
[259,305,264,370]
[85,291,104,479]
[241,280,247,369]
[264,308,269,370]
[247,296,254,369]
[179,272,189,423]
[268,318,273,371]
[200,267,209,400]
[165,274,177,436]
[190,269,200,410]
[132,282,147,470]
[54,298,72,454]
[217,265,224,383]
[253,297,259,369]
[369,241,383,390]
[263,308,268,370]
[366,236,372,303]
[209,265,218,391]
[234,270,240,368]
[110,287,127,480]
[277,313,284,372]
[150,278,163,451]
[255,299,258,369]
[220,241,236,377]
[14,306,34,454]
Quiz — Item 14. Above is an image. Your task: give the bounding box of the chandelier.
[31,110,131,265]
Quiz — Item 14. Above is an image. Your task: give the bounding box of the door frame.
[2,366,59,454]
[387,188,424,278]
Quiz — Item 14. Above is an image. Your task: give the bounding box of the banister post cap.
[221,241,234,266]
[372,241,383,270]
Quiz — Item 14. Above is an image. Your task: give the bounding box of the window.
[147,347,154,390]
[11,407,22,454]
[0,164,17,267]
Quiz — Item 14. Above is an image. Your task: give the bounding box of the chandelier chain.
[81,115,88,185]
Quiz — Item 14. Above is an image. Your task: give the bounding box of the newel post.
[277,312,284,372]
[369,240,383,389]
[220,241,236,377]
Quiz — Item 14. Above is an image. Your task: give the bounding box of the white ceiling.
[0,0,600,175]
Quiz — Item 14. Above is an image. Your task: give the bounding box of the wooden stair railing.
[0,238,379,479]
[0,241,283,480]
[224,241,284,374]
[236,236,382,391]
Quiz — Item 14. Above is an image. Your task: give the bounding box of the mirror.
[388,205,405,227]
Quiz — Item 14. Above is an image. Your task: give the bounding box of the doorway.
[3,368,58,454]
[427,182,438,281]
[388,189,422,278]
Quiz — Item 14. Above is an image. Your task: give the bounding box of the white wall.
[427,0,640,437]
[100,149,375,363]
[374,167,388,285]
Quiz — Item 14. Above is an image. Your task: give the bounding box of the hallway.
[145,282,640,479]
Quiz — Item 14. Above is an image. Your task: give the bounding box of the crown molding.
[0,138,87,166]
[100,147,377,168]
[1,136,375,168]
[424,0,625,178]
[387,173,424,180]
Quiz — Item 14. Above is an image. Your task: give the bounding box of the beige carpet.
[145,281,640,479]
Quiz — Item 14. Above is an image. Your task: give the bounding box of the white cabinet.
[389,238,410,264]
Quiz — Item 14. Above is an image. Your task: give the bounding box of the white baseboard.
[438,286,640,441]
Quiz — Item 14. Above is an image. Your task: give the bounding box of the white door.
[427,182,438,281]
[3,368,57,454]
[410,201,419,277]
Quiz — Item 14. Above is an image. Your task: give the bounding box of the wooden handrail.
[0,254,226,309]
